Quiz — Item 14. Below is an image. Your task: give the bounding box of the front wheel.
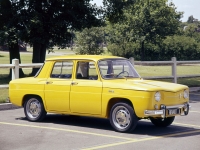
[150,116,175,127]
[109,102,138,132]
[24,97,46,121]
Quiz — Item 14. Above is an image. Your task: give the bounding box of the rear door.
[44,61,73,112]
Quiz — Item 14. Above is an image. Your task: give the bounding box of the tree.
[0,0,104,75]
[184,24,200,42]
[0,0,136,77]
[161,35,200,60]
[106,22,140,58]
[103,0,135,23]
[187,15,194,23]
[0,0,24,77]
[106,0,182,60]
[75,27,105,55]
[18,0,104,75]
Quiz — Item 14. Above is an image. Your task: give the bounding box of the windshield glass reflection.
[98,59,140,79]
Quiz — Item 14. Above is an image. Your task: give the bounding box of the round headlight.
[183,90,189,99]
[155,92,161,102]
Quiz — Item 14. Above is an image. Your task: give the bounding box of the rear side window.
[51,61,73,79]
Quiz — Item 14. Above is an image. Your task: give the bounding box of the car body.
[9,55,190,132]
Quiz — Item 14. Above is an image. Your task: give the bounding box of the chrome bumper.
[144,102,190,118]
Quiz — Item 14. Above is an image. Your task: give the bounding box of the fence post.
[129,57,134,67]
[171,57,177,83]
[12,59,19,80]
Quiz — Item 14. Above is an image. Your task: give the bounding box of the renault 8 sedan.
[9,55,190,132]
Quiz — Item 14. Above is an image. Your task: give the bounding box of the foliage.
[127,34,200,61]
[0,0,25,77]
[187,15,195,23]
[0,0,19,46]
[126,0,182,42]
[105,22,139,58]
[0,0,105,75]
[103,0,135,23]
[106,0,182,60]
[19,0,103,48]
[184,24,200,42]
[161,35,200,60]
[187,15,193,23]
[75,27,105,55]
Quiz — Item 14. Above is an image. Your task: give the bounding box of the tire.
[24,97,46,122]
[150,116,175,127]
[109,102,138,132]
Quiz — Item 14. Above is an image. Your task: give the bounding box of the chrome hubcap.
[112,106,131,129]
[26,98,41,119]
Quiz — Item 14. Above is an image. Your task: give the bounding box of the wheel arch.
[22,94,43,107]
[106,97,134,118]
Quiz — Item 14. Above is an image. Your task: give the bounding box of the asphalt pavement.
[0,95,200,150]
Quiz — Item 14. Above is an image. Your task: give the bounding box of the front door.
[70,60,102,115]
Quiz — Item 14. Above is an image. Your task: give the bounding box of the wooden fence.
[0,57,200,83]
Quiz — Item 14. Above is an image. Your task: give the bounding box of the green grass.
[151,77,200,87]
[0,88,8,103]
[135,65,200,77]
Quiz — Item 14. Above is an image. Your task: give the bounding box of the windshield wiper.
[124,76,138,78]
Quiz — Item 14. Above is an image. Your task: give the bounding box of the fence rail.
[0,57,200,83]
[129,57,200,83]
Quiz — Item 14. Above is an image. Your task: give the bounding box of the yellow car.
[9,55,190,132]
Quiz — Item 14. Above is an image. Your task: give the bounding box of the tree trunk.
[31,42,46,76]
[140,41,145,61]
[9,41,24,78]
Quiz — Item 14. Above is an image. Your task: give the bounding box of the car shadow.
[44,114,113,131]
[16,114,200,137]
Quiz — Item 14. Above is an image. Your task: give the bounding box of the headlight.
[183,90,189,99]
[155,92,161,102]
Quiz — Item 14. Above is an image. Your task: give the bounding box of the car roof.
[46,55,126,61]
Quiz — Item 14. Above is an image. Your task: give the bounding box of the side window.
[76,61,98,80]
[51,61,73,79]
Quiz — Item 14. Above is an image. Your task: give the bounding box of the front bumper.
[144,102,190,118]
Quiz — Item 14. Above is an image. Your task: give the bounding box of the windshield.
[98,59,140,79]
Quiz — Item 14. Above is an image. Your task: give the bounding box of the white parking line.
[173,122,200,128]
[1,121,200,150]
[190,111,200,113]
[82,130,200,150]
[0,121,135,140]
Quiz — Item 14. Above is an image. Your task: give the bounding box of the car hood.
[103,79,188,92]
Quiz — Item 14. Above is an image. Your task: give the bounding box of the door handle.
[71,82,78,85]
[46,81,53,84]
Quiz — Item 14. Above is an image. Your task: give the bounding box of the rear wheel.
[24,97,46,121]
[109,102,138,132]
[150,116,175,127]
